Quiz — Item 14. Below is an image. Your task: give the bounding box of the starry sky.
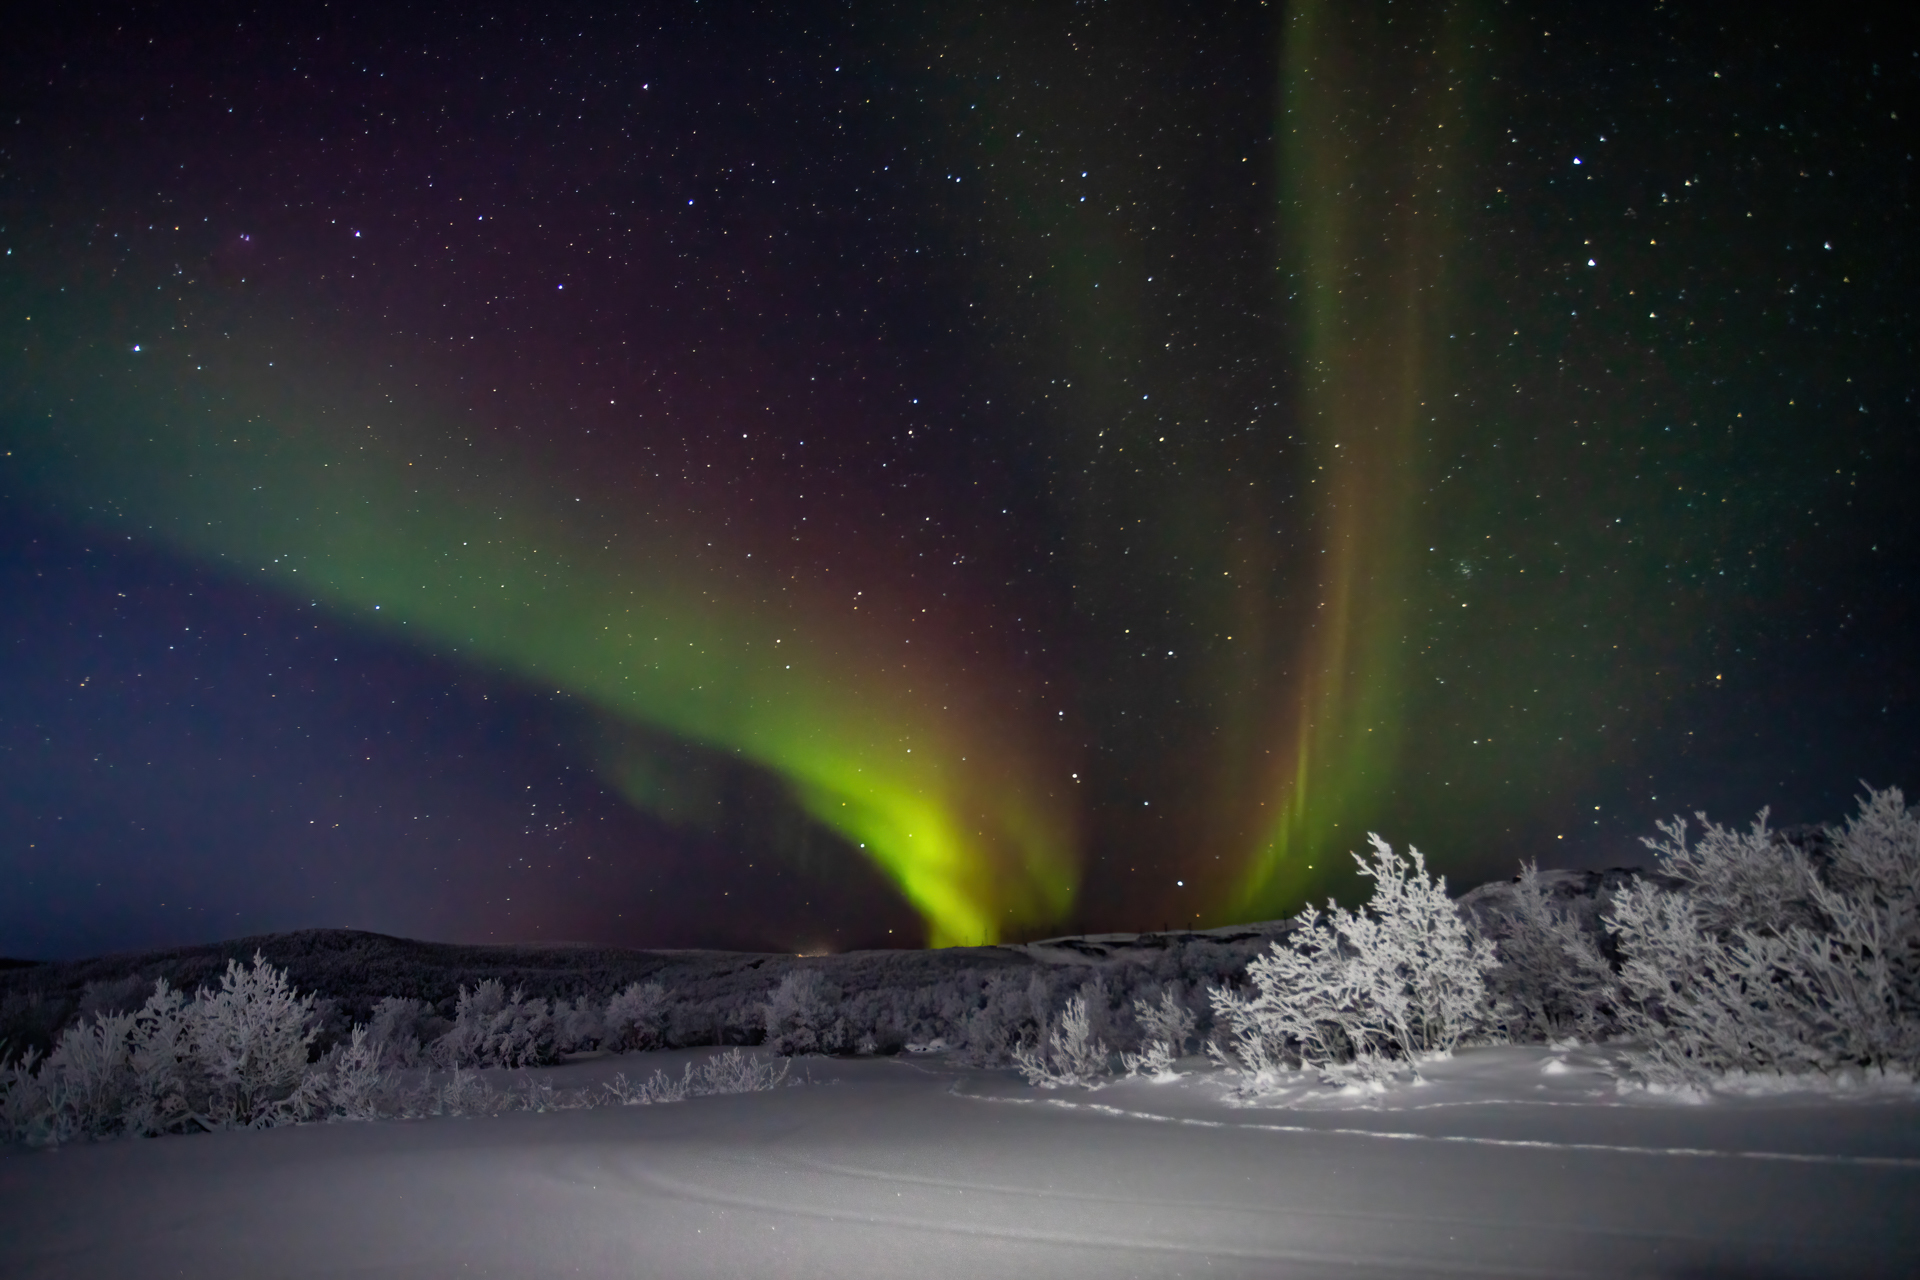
[2,1,1914,960]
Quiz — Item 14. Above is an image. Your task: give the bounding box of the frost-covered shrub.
[1482,862,1618,1042]
[764,969,849,1056]
[364,996,429,1068]
[1134,983,1197,1053]
[1210,835,1497,1086]
[431,980,555,1069]
[1012,989,1111,1088]
[77,975,152,1022]
[1645,807,1826,936]
[0,1045,44,1141]
[1608,787,1920,1086]
[694,1046,791,1093]
[954,971,1049,1065]
[1608,884,1811,1082]
[601,1048,790,1105]
[420,1065,517,1116]
[553,996,605,1055]
[602,1066,689,1106]
[25,1010,142,1142]
[1120,1039,1178,1079]
[604,981,668,1051]
[311,1025,394,1121]
[1121,985,1197,1078]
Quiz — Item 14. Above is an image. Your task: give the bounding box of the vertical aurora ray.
[3,309,1076,948]
[908,5,1315,927]
[1225,0,1476,917]
[901,2,1483,925]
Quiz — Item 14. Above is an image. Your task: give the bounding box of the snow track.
[970,1091,1920,1169]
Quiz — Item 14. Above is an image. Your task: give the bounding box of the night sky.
[3,2,1914,961]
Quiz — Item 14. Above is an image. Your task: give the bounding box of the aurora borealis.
[3,2,1914,959]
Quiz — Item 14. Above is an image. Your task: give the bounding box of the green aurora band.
[4,317,1076,948]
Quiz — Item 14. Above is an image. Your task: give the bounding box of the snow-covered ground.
[3,1045,1916,1279]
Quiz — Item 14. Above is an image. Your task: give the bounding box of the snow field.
[2,1047,1916,1279]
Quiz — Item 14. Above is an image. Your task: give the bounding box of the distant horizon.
[1,786,1891,963]
[0,854,1673,967]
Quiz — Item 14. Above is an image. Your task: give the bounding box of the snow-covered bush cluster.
[1197,786,1919,1096]
[1605,787,1920,1086]
[1459,784,1920,1090]
[0,927,1271,1142]
[0,954,324,1143]
[754,944,1234,1075]
[1008,979,1202,1087]
[289,978,669,1076]
[0,957,792,1146]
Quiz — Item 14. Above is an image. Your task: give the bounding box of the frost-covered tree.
[186,953,323,1130]
[1828,785,1920,1018]
[1210,835,1497,1086]
[122,978,194,1136]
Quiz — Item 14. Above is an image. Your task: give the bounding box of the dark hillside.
[0,921,1296,1063]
